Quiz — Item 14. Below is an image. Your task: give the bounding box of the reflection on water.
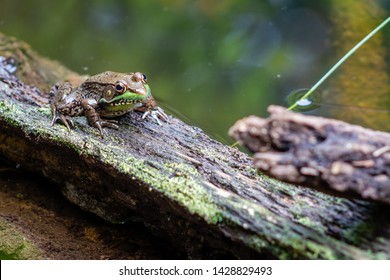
[0,0,389,141]
[286,88,390,132]
[327,0,390,132]
[286,88,321,111]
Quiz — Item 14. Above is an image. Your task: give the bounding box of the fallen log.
[229,106,390,204]
[1,33,390,259]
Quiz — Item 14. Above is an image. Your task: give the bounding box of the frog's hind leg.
[50,82,75,131]
[50,104,74,131]
[81,99,118,137]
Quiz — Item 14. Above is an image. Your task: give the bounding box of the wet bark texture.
[229,106,390,205]
[1,33,390,259]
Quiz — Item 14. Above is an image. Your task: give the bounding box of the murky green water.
[1,0,389,142]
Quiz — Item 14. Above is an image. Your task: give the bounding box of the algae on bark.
[0,218,44,260]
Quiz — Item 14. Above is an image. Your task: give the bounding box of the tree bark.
[1,33,390,259]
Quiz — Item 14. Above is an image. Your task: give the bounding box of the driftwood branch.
[1,33,390,259]
[229,106,390,204]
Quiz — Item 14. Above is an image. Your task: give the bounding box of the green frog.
[50,71,168,137]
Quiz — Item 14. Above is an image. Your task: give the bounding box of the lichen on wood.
[0,218,43,260]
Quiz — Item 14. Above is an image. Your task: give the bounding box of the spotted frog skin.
[50,71,167,137]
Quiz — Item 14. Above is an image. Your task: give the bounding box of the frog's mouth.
[99,84,151,111]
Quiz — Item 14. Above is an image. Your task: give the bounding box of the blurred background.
[1,0,390,143]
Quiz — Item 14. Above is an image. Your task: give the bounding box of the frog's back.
[84,71,131,85]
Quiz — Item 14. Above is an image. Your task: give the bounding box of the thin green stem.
[287,16,390,111]
[230,141,239,147]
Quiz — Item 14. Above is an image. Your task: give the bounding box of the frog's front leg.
[81,98,118,137]
[134,95,168,125]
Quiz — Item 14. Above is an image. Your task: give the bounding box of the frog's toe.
[102,119,119,125]
[142,107,168,125]
[156,107,169,122]
[93,120,119,138]
[51,113,74,131]
[101,120,119,130]
[93,122,105,138]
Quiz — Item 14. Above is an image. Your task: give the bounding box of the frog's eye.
[141,73,147,82]
[115,81,127,93]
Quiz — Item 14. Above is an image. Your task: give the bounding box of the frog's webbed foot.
[82,99,119,138]
[140,106,169,126]
[50,82,75,131]
[93,119,119,137]
[50,110,74,131]
[142,107,168,125]
[134,95,169,125]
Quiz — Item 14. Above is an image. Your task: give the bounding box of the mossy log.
[1,33,390,259]
[229,106,390,205]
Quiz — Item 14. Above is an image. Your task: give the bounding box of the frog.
[50,71,168,137]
